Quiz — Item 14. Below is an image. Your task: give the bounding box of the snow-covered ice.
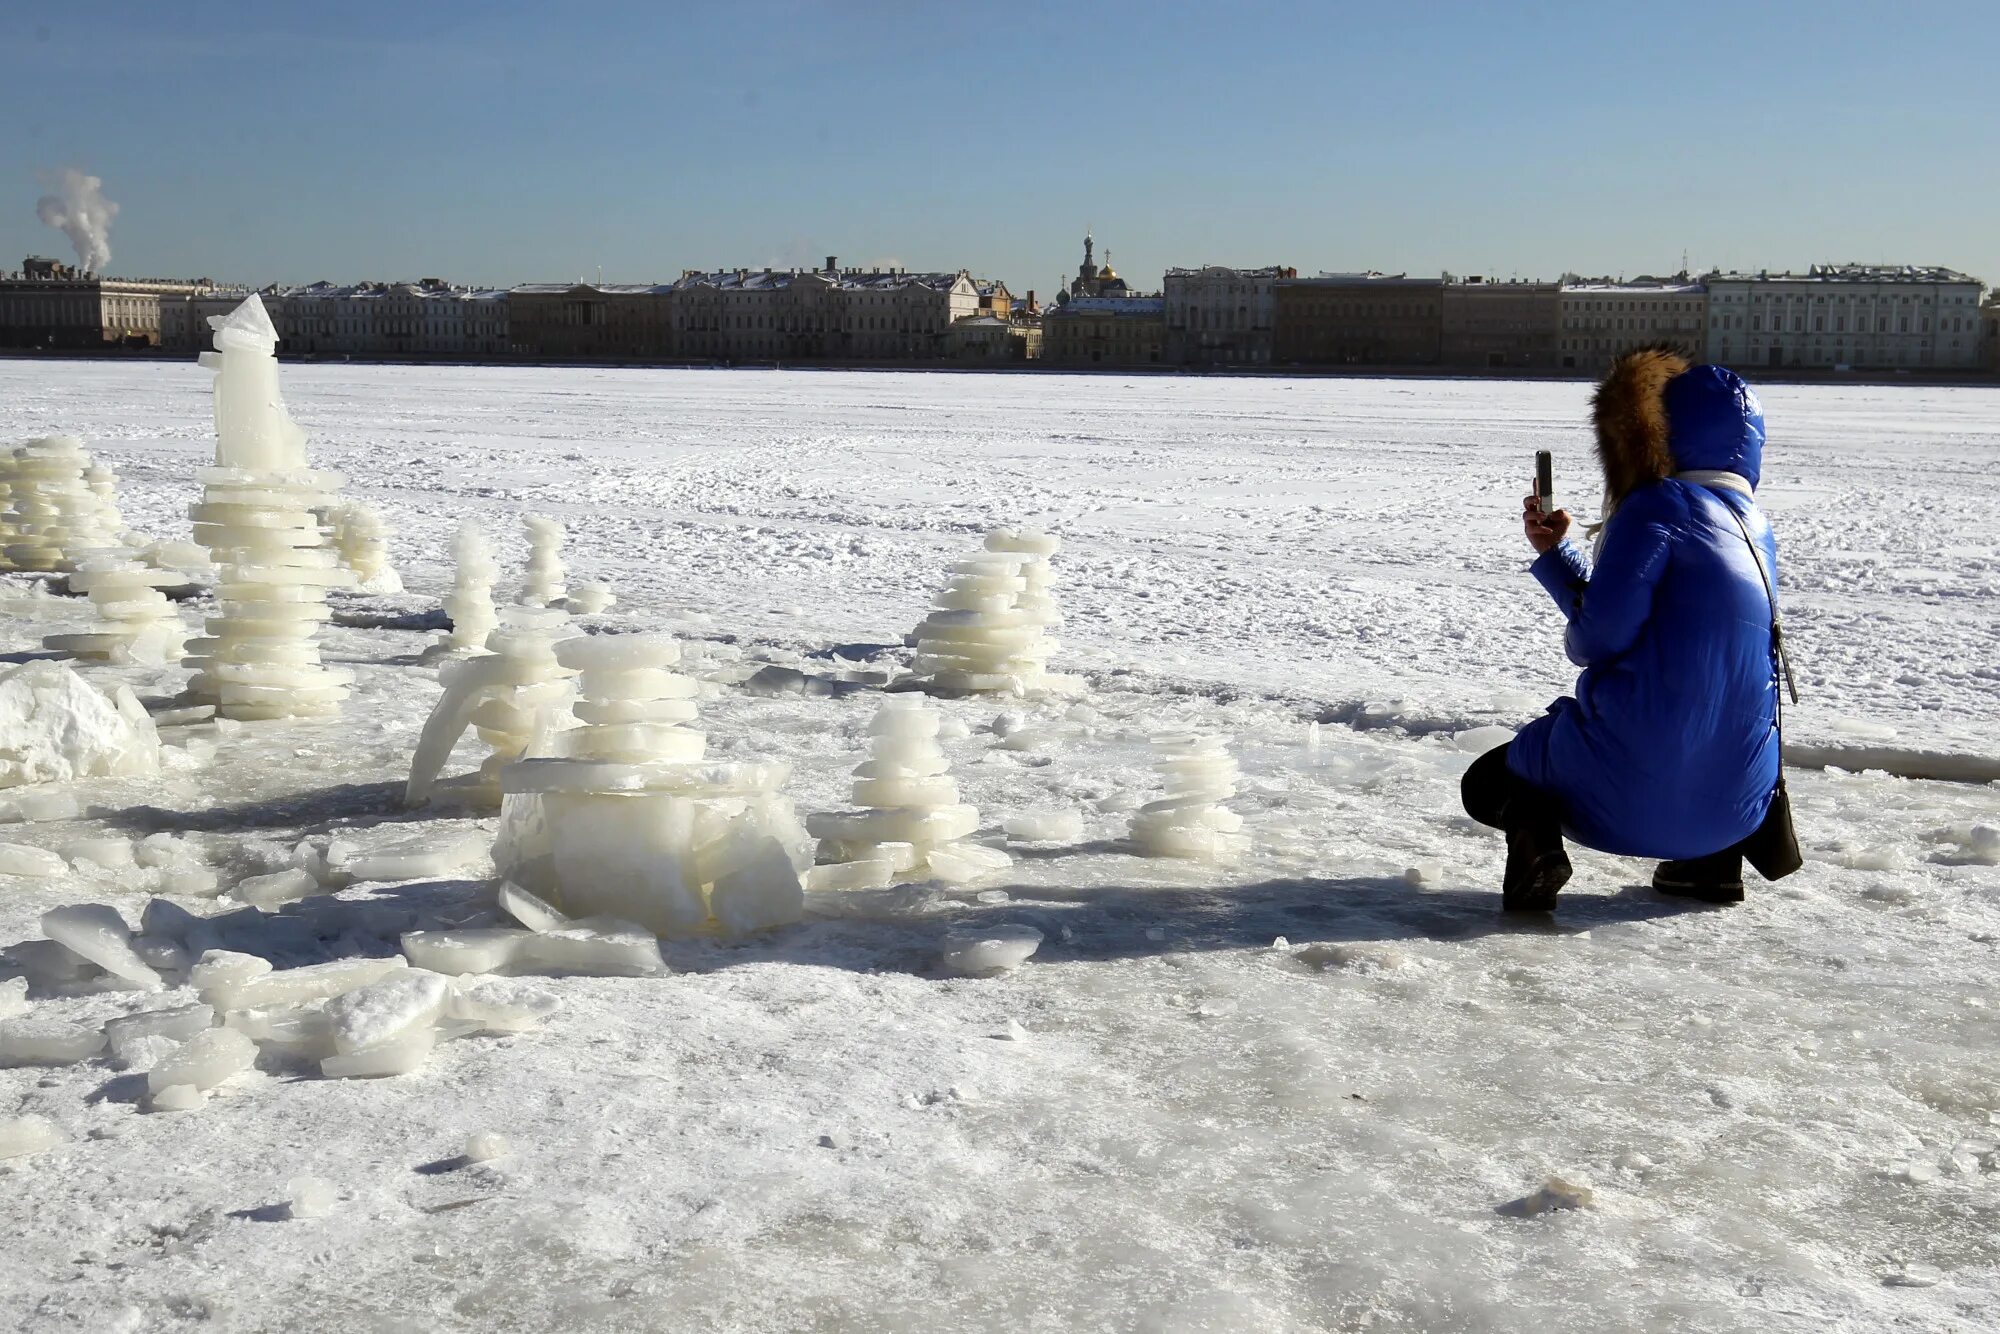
[1,362,1996,1330]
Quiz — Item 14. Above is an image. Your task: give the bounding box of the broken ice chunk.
[0,1018,108,1065]
[190,949,273,994]
[326,831,488,884]
[147,1027,258,1094]
[496,880,569,933]
[159,865,222,897]
[140,897,208,942]
[1003,810,1084,843]
[232,867,319,909]
[104,1003,214,1067]
[520,918,666,977]
[323,970,451,1054]
[803,860,895,893]
[0,842,68,877]
[1454,725,1516,755]
[400,928,532,976]
[285,1177,338,1219]
[0,1114,65,1159]
[64,837,134,873]
[145,1083,203,1113]
[938,924,1043,976]
[320,1026,435,1079]
[135,832,204,869]
[443,979,559,1034]
[925,842,1012,885]
[464,1131,510,1163]
[208,956,408,1012]
[40,903,164,992]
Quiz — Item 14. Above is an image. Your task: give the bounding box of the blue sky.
[3,1,1995,292]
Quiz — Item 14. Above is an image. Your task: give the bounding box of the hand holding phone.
[1523,451,1571,555]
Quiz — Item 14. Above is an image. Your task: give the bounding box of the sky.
[2,0,1996,293]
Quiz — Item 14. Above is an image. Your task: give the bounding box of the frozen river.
[2,362,1998,1332]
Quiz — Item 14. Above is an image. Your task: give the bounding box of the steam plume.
[36,167,118,274]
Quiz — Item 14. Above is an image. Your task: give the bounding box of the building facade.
[1983,294,2000,371]
[1163,265,1296,366]
[1557,281,1707,374]
[1273,272,1442,366]
[1041,296,1165,367]
[1439,279,1563,369]
[1704,265,1986,371]
[508,283,673,361]
[0,256,209,349]
[945,313,1041,361]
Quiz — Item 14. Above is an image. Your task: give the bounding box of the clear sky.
[3,0,1995,293]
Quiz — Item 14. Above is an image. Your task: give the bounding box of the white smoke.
[36,167,118,274]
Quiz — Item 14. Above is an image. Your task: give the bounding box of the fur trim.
[1592,345,1688,503]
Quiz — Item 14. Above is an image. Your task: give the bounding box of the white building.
[1163,265,1295,366]
[1705,265,1986,371]
[1558,280,1707,374]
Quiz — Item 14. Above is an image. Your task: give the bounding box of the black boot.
[1653,851,1745,904]
[1502,802,1571,913]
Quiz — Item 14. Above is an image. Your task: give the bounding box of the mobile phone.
[1534,451,1554,516]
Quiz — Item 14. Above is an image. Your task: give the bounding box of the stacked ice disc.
[909,528,1065,695]
[519,515,567,607]
[183,464,356,719]
[318,499,402,595]
[430,519,501,659]
[180,296,357,721]
[43,552,188,665]
[1,436,99,572]
[492,631,806,938]
[806,697,1008,885]
[405,605,577,809]
[1128,732,1248,860]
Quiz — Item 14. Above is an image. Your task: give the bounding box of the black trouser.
[1460,742,1554,832]
[1463,741,1795,879]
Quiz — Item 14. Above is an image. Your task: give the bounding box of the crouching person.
[1464,347,1801,911]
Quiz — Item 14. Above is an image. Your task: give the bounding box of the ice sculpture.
[406,605,577,809]
[806,697,1009,886]
[490,631,808,938]
[0,436,111,572]
[181,296,356,720]
[566,581,616,615]
[519,515,566,607]
[427,519,502,661]
[908,527,1074,695]
[42,552,188,665]
[1128,732,1248,859]
[318,499,402,595]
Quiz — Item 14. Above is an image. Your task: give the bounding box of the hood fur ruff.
[1592,345,1689,503]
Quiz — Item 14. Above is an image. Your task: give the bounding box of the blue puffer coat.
[1506,359,1782,860]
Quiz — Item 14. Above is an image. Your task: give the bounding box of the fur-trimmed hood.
[1592,348,1766,501]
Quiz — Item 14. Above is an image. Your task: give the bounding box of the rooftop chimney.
[826,255,837,272]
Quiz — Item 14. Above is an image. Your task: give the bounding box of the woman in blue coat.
[1462,347,1799,910]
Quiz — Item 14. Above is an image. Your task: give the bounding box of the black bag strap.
[1719,499,1800,731]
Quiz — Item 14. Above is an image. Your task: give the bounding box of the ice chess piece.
[0,436,113,572]
[907,527,1078,696]
[806,696,1009,888]
[1128,732,1248,860]
[406,605,577,810]
[425,519,502,661]
[317,499,402,595]
[519,515,567,608]
[180,296,356,720]
[490,631,808,939]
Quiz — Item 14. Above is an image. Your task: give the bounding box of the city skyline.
[3,1,1997,291]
